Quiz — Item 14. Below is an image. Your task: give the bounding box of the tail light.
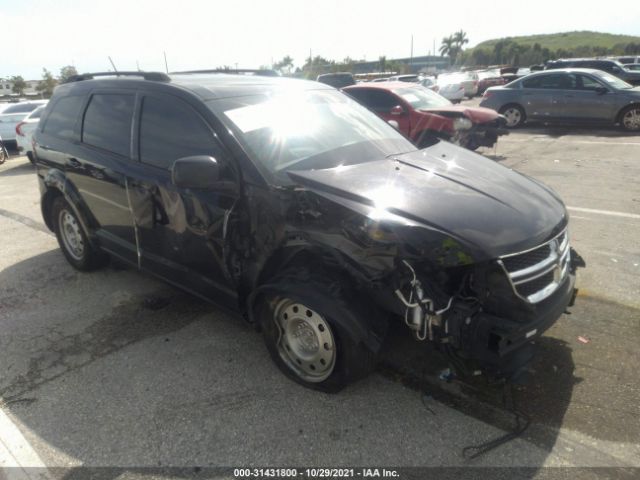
[483,91,494,100]
[16,121,26,137]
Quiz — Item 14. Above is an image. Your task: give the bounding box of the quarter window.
[139,96,218,170]
[82,94,135,157]
[43,96,84,140]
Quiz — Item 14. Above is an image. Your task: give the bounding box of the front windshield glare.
[394,86,452,109]
[211,90,414,180]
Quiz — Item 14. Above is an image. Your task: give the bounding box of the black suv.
[546,58,640,85]
[34,71,582,392]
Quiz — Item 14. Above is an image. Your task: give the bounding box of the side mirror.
[390,105,405,116]
[595,86,608,95]
[171,156,220,189]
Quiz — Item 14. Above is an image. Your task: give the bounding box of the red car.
[343,82,507,150]
[476,70,507,94]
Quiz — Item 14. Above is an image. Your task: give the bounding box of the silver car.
[480,68,640,132]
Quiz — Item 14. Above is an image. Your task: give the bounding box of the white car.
[435,75,466,103]
[0,100,47,144]
[442,72,479,98]
[16,105,46,162]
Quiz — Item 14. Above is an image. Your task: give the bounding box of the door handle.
[68,158,81,168]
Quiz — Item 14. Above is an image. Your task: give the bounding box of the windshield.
[592,70,633,89]
[393,86,451,109]
[209,89,415,184]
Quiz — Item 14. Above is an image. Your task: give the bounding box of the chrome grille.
[498,230,571,304]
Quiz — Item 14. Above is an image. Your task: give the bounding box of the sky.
[1,0,639,79]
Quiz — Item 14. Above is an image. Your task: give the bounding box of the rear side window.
[139,96,218,170]
[82,94,135,157]
[523,74,576,89]
[43,96,85,140]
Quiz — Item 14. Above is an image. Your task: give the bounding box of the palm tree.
[453,30,469,49]
[439,36,455,57]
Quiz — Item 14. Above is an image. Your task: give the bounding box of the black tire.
[618,105,640,132]
[256,271,377,393]
[499,104,526,128]
[26,151,34,163]
[51,197,108,271]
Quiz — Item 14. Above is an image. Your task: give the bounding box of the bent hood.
[287,143,567,259]
[420,105,500,124]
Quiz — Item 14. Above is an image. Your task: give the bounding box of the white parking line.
[0,408,53,479]
[568,206,640,220]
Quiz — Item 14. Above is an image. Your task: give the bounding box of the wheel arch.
[245,245,389,353]
[41,169,99,242]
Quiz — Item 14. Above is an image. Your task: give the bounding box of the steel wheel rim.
[59,209,84,260]
[503,108,522,127]
[273,299,336,383]
[623,108,640,131]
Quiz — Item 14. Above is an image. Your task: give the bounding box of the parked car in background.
[316,72,356,88]
[33,71,581,390]
[343,82,507,150]
[625,64,640,72]
[419,76,438,91]
[439,72,478,98]
[387,74,420,83]
[476,70,506,94]
[480,68,640,131]
[0,100,48,146]
[435,75,466,103]
[16,105,47,162]
[545,59,640,85]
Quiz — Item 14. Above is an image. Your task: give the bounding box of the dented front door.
[127,92,241,308]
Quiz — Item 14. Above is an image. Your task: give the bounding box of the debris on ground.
[577,336,590,344]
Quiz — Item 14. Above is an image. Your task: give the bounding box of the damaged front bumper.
[456,117,509,150]
[444,272,576,381]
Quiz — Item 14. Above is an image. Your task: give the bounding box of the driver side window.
[578,75,605,91]
[139,95,227,173]
[365,90,401,113]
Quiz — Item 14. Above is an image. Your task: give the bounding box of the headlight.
[453,117,473,130]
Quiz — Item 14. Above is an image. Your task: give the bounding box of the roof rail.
[65,71,171,83]
[170,68,280,77]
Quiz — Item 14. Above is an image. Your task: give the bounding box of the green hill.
[462,31,640,67]
[473,31,640,51]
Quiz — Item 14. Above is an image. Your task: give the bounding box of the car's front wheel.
[256,272,377,393]
[499,104,525,128]
[52,197,108,271]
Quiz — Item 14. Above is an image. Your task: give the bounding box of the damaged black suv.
[34,71,582,392]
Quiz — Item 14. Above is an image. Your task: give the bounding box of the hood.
[287,143,567,260]
[419,105,500,123]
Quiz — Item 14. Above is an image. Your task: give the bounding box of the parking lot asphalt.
[1,110,639,478]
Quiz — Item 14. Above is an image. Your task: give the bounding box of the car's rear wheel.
[619,105,640,132]
[52,197,108,271]
[499,104,525,128]
[256,271,377,393]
